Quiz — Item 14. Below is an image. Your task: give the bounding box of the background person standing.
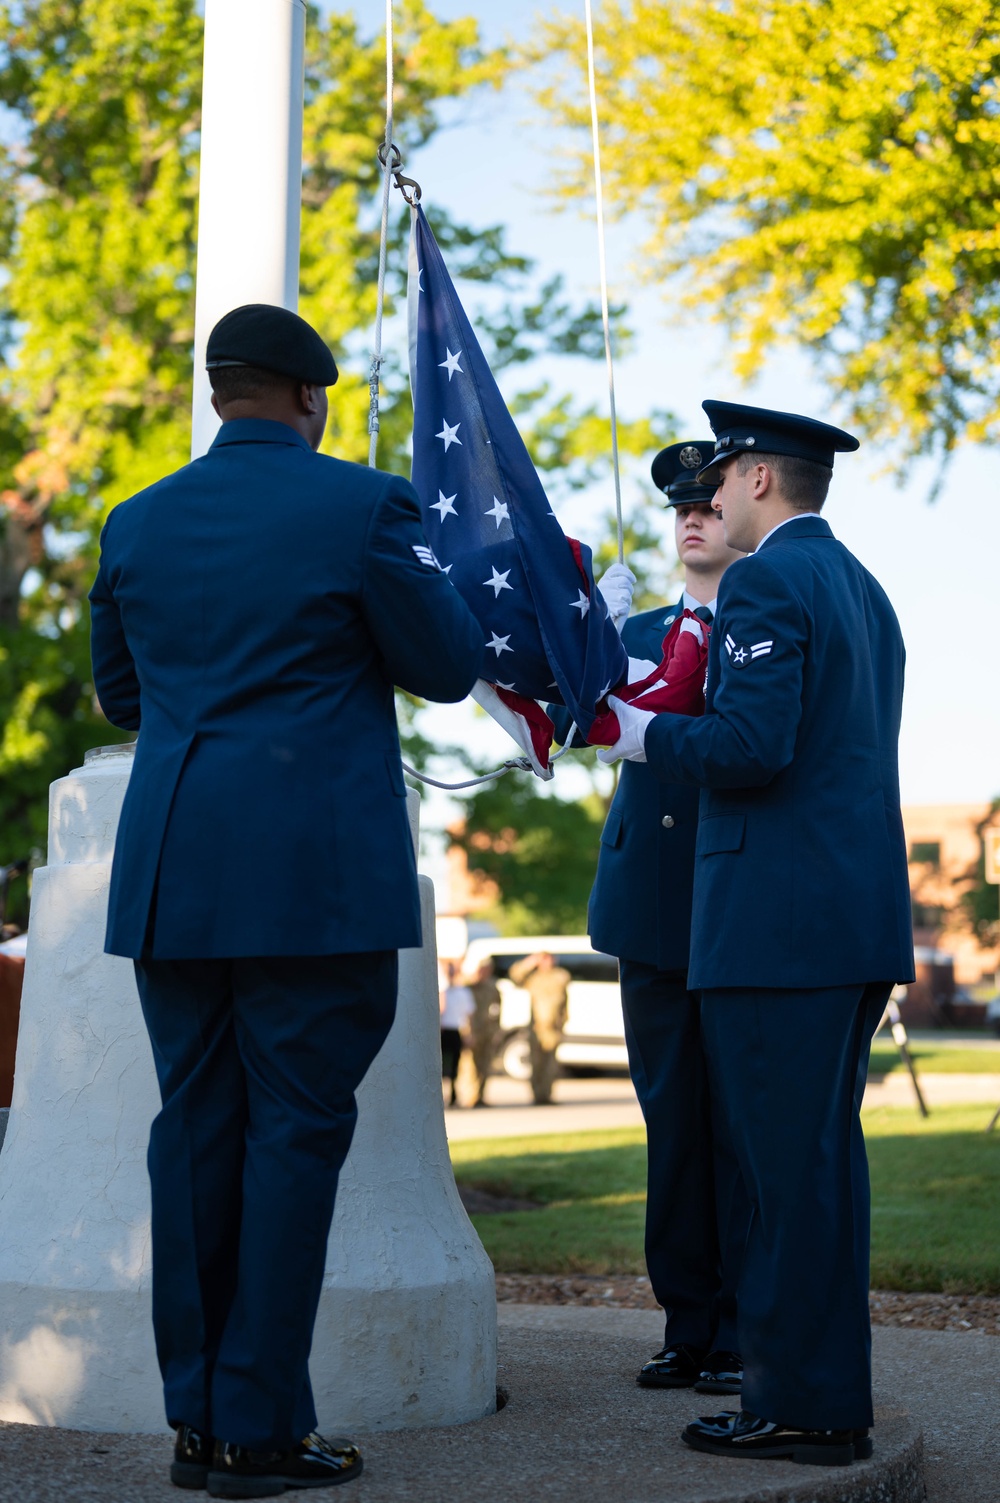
[439,961,475,1107]
[508,951,570,1105]
[89,304,484,1497]
[457,957,503,1107]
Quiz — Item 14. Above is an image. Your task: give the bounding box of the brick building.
[902,803,999,993]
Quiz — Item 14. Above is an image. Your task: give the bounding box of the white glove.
[596,562,636,630]
[597,695,655,765]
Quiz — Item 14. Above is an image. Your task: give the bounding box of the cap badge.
[679,445,702,469]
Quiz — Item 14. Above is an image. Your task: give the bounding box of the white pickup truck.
[460,934,628,1079]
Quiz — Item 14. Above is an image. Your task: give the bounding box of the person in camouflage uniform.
[456,957,503,1107]
[509,952,571,1105]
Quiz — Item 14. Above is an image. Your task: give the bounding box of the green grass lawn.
[452,1129,649,1277]
[868,1042,1000,1075]
[451,1105,1000,1293]
[864,1105,1000,1291]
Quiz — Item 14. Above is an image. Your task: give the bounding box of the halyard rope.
[583,0,624,564]
[402,758,538,790]
[373,7,616,787]
[370,8,525,792]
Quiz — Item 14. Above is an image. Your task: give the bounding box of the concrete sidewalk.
[443,1072,1000,1141]
[5,1303,994,1502]
[863,1072,1000,1111]
[444,1075,644,1141]
[4,1074,997,1154]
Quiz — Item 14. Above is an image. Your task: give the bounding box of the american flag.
[407,204,628,775]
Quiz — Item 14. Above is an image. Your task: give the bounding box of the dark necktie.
[693,605,714,625]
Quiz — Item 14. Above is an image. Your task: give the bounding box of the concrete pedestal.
[0,743,496,1432]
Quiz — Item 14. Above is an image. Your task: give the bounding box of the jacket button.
[661,815,675,829]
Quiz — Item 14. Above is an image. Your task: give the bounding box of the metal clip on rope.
[376,141,422,205]
[367,353,382,439]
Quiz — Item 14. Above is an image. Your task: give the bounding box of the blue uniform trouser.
[134,950,397,1450]
[619,960,749,1353]
[700,982,890,1432]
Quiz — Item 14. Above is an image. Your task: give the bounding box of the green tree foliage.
[535,0,1000,465]
[592,499,682,613]
[449,775,609,935]
[0,1,657,860]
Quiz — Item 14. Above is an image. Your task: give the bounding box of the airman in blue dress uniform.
[602,402,914,1467]
[89,304,484,1496]
[551,443,751,1396]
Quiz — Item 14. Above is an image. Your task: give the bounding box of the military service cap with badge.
[695,401,859,485]
[651,440,719,507]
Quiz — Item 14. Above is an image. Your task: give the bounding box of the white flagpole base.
[0,747,496,1432]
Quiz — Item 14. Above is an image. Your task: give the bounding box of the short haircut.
[208,364,300,405]
[734,449,832,511]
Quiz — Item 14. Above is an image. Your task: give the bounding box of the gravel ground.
[493,1273,1000,1334]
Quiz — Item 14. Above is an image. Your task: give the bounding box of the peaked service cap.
[206,303,339,386]
[651,441,719,506]
[696,400,858,485]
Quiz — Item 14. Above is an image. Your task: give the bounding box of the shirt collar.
[682,590,718,616]
[754,512,826,552]
[209,418,314,453]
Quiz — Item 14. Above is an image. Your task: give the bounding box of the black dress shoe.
[853,1428,874,1460]
[682,1409,855,1466]
[207,1432,363,1497]
[693,1349,743,1395]
[637,1343,707,1388]
[171,1425,214,1490]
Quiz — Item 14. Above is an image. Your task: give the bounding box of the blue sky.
[338,1,999,815]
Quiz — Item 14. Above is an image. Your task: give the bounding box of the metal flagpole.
[369,0,395,467]
[191,0,306,459]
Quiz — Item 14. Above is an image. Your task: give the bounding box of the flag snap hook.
[377,140,422,204]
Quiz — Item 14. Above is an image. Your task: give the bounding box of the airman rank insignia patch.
[412,543,445,571]
[725,633,773,669]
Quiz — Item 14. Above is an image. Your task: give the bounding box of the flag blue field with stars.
[407,204,627,745]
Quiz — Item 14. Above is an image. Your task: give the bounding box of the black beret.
[206,303,338,386]
[650,441,719,506]
[696,400,858,485]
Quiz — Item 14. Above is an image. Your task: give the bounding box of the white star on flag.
[435,419,462,451]
[484,496,509,528]
[570,589,590,618]
[438,348,463,380]
[486,632,513,656]
[483,567,513,597]
[495,680,516,691]
[431,490,457,520]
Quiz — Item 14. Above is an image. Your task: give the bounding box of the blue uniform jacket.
[549,601,700,970]
[89,419,484,960]
[644,516,914,990]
